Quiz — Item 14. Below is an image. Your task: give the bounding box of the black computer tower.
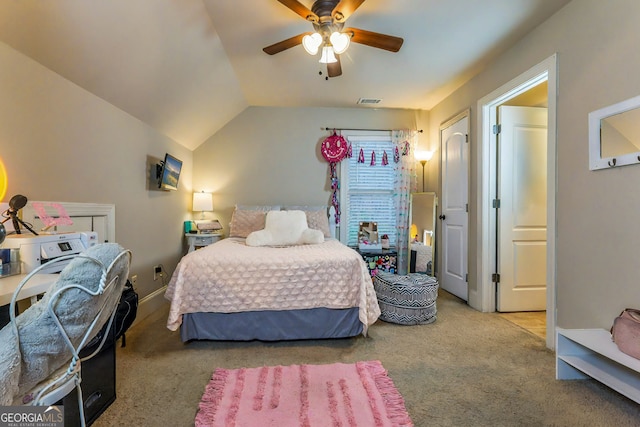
[61,327,116,427]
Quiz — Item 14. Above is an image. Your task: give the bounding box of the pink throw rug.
[195,360,413,427]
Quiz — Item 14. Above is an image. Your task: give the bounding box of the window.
[340,134,397,246]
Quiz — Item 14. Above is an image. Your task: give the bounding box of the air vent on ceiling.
[357,98,382,105]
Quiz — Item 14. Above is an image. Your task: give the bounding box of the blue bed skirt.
[180,307,363,342]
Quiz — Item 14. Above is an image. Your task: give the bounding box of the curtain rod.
[325,127,423,133]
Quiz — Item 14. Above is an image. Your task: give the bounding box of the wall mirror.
[589,94,640,170]
[408,192,437,276]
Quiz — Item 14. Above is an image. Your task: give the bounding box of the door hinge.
[493,124,501,135]
[492,199,500,209]
[466,203,469,213]
[465,134,469,143]
[492,273,500,283]
[465,273,468,283]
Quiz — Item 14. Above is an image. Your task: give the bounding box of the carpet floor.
[93,290,640,427]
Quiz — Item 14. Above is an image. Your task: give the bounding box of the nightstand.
[185,233,222,253]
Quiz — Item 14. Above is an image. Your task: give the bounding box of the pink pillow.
[305,210,331,238]
[229,210,266,238]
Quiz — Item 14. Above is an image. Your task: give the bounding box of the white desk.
[0,273,58,306]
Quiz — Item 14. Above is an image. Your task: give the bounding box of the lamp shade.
[302,33,322,55]
[410,223,418,241]
[330,31,350,54]
[319,45,337,64]
[193,192,213,212]
[414,150,434,162]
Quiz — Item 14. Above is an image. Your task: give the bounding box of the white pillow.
[246,210,324,247]
[283,205,331,237]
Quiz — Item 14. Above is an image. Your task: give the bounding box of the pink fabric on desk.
[195,360,413,427]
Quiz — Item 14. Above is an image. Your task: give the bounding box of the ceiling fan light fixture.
[319,45,337,64]
[302,32,323,55]
[330,31,350,54]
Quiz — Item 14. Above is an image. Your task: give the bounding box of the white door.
[497,106,547,311]
[440,115,469,301]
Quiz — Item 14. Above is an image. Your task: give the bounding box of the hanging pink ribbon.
[402,141,410,156]
[358,148,364,163]
[347,142,352,158]
[370,151,376,166]
[382,151,389,166]
[330,162,341,224]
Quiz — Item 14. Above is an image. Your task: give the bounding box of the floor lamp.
[414,150,434,192]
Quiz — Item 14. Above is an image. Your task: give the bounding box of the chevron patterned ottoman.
[373,272,439,325]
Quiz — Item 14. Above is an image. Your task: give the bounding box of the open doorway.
[473,54,557,350]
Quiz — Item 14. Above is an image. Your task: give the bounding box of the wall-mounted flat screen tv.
[158,153,183,191]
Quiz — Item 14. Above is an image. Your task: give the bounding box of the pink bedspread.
[165,238,380,335]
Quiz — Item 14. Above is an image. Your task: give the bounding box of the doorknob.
[439,214,446,220]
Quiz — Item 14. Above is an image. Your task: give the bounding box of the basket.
[373,272,439,325]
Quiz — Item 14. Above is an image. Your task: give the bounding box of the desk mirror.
[408,192,437,276]
[589,94,640,170]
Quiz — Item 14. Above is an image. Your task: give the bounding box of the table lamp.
[193,191,213,220]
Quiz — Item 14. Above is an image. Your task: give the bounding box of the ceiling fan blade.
[332,0,366,23]
[277,0,319,22]
[344,27,404,52]
[327,55,342,78]
[263,32,312,55]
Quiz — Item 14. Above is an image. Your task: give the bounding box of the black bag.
[89,279,138,349]
[112,280,138,347]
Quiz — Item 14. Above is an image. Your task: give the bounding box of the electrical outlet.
[153,265,162,281]
[131,274,138,285]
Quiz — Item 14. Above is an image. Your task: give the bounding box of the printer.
[1,231,98,274]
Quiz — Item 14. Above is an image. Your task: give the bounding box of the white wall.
[428,0,640,328]
[193,106,430,229]
[9,0,637,331]
[0,41,191,300]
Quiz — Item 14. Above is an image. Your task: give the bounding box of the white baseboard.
[133,285,168,327]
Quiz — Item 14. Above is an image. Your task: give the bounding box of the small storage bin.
[373,272,439,325]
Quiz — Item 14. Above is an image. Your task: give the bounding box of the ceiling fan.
[263,0,404,78]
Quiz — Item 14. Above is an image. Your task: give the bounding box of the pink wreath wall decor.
[321,131,349,224]
[321,131,348,163]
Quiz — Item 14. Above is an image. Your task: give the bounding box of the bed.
[165,206,381,342]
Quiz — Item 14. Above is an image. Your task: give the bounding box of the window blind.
[343,138,397,247]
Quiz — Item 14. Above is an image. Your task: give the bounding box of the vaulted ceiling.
[0,0,571,150]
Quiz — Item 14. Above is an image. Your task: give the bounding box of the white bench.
[556,328,640,403]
